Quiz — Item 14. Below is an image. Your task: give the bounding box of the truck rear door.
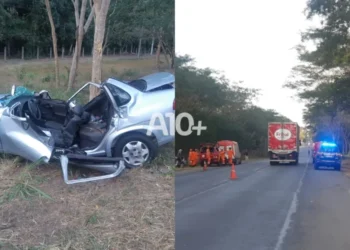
[268,123,282,150]
[281,123,297,151]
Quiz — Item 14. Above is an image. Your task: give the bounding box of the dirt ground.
[0,56,175,250]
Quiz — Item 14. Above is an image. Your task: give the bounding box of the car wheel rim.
[122,141,150,166]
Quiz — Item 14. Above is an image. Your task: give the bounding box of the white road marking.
[274,158,309,250]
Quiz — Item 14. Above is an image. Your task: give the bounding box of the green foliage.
[0,0,174,57]
[176,55,291,156]
[285,0,350,152]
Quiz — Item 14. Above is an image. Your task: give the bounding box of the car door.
[0,101,55,162]
[104,78,175,146]
[67,82,103,105]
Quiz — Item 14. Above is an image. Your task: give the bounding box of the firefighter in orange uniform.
[188,149,196,167]
[188,149,193,166]
[206,148,211,165]
[228,147,234,165]
[219,148,225,165]
[194,149,199,165]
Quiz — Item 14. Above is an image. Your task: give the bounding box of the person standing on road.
[228,147,234,164]
[188,149,196,167]
[194,149,199,165]
[206,148,211,165]
[176,149,185,167]
[219,148,225,165]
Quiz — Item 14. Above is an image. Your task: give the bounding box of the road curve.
[175,147,350,250]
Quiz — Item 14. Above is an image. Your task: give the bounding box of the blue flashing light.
[321,142,337,147]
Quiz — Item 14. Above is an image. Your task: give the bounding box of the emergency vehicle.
[216,140,242,165]
[313,142,342,171]
[199,143,220,166]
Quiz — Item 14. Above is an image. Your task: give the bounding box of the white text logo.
[147,112,207,136]
[274,129,292,141]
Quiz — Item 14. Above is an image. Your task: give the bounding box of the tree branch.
[72,0,79,27]
[103,27,110,51]
[84,6,94,33]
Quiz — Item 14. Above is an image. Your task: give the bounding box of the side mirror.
[11,85,16,96]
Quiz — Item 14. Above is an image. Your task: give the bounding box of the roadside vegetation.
[285,0,350,154]
[175,55,291,158]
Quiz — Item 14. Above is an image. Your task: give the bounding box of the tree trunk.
[171,45,175,69]
[161,42,170,69]
[102,27,110,53]
[7,42,10,57]
[90,0,111,100]
[69,44,73,56]
[156,37,162,70]
[137,37,142,58]
[150,36,155,55]
[45,0,60,86]
[67,0,94,91]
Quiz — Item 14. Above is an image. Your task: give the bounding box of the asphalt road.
[175,147,350,250]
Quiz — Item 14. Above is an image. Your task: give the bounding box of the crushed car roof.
[139,72,174,91]
[122,72,174,92]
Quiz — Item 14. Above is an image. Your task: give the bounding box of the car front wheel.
[113,134,157,168]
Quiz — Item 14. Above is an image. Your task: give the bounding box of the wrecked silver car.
[0,72,175,184]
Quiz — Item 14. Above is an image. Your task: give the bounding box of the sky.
[176,0,318,126]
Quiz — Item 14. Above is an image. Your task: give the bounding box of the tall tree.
[285,0,350,152]
[175,55,289,155]
[67,0,94,91]
[90,0,111,100]
[44,0,60,86]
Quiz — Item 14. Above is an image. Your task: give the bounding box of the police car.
[313,142,342,171]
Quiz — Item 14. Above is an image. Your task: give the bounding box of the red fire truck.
[199,143,220,166]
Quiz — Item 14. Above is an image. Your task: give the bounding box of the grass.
[0,55,173,99]
[0,56,175,250]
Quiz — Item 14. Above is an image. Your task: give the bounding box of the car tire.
[113,133,158,168]
[270,161,277,166]
[314,163,318,170]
